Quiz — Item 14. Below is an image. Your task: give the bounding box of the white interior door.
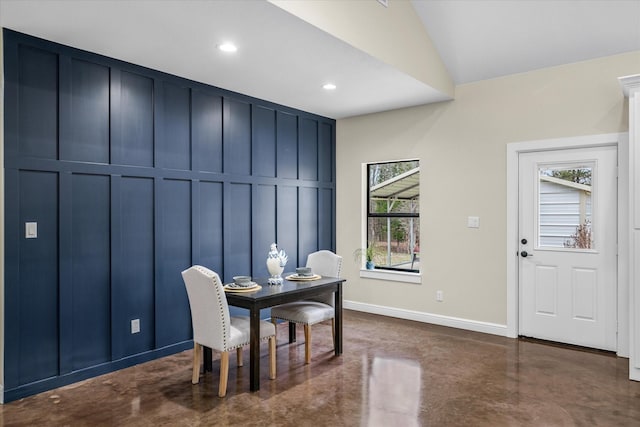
[518,146,617,351]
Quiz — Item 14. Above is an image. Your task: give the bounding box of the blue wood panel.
[118,71,154,167]
[71,174,111,369]
[63,59,110,163]
[58,171,73,374]
[277,111,298,179]
[18,171,59,385]
[252,106,276,178]
[192,91,223,173]
[252,184,277,277]
[276,186,299,270]
[299,187,319,257]
[224,183,252,282]
[224,99,251,175]
[198,181,224,273]
[4,167,20,388]
[119,177,155,356]
[159,83,191,170]
[319,122,334,183]
[300,118,318,181]
[319,188,334,250]
[18,45,58,159]
[157,179,192,346]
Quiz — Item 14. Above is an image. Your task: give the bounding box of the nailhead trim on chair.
[194,265,230,350]
[227,336,274,351]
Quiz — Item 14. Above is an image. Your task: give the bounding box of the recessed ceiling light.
[323,83,337,90]
[218,42,237,53]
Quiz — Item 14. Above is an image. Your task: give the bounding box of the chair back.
[181,265,230,351]
[306,250,342,306]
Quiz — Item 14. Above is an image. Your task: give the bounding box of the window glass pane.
[538,164,593,249]
[367,217,420,269]
[369,161,419,214]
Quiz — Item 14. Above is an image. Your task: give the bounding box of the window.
[538,163,593,249]
[366,160,420,272]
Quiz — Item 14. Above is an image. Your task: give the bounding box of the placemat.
[285,274,322,281]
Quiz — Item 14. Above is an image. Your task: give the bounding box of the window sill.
[359,269,422,284]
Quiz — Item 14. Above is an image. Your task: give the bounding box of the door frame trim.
[506,132,629,356]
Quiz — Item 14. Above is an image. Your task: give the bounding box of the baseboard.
[344,300,508,337]
[0,384,4,404]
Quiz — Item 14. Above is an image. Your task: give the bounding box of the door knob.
[520,251,532,258]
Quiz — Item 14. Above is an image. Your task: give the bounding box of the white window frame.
[359,161,422,284]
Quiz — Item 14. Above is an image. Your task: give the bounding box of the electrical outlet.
[436,290,444,302]
[131,318,140,334]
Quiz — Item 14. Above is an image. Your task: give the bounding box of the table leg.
[203,347,212,371]
[334,283,343,355]
[288,322,297,343]
[249,307,261,391]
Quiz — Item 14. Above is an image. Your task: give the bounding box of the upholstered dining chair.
[181,265,276,397]
[270,250,343,364]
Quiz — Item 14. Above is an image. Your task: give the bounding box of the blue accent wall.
[3,29,336,402]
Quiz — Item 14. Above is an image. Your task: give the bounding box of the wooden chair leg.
[304,324,311,364]
[192,343,201,384]
[219,351,229,397]
[269,336,276,379]
[236,347,243,367]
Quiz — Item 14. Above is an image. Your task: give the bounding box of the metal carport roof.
[369,167,420,201]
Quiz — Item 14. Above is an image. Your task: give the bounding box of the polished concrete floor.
[2,310,640,426]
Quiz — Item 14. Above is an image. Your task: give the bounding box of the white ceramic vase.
[267,257,284,284]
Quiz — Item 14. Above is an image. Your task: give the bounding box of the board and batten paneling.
[11,171,59,386]
[2,29,336,402]
[158,82,191,170]
[196,180,224,273]
[116,71,155,167]
[62,59,110,163]
[70,174,111,370]
[16,45,58,159]
[192,91,223,173]
[117,176,156,358]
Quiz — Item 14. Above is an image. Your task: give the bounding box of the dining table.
[205,274,346,392]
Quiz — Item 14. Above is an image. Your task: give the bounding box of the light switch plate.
[25,222,38,238]
[467,216,480,228]
[131,319,140,334]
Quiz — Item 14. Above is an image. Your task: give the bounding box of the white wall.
[337,51,640,330]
